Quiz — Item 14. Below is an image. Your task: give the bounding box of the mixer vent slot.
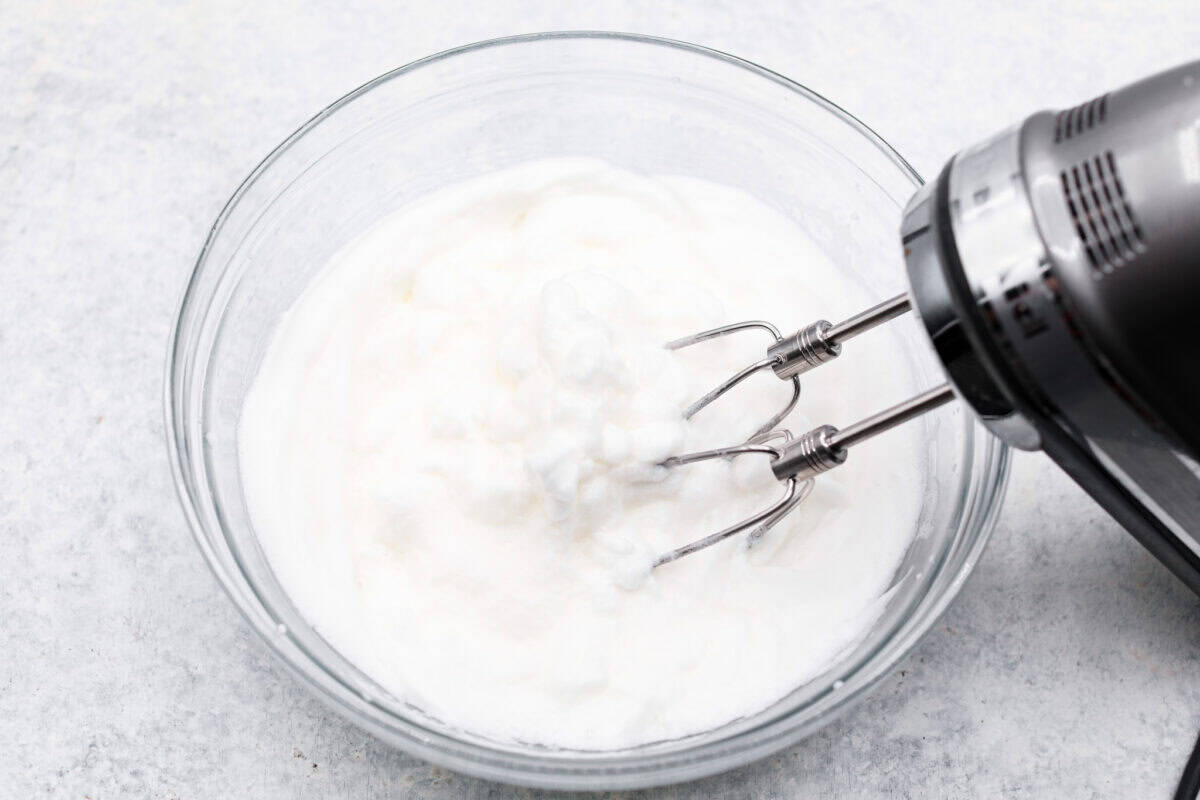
[1054,94,1108,142]
[1060,150,1146,273]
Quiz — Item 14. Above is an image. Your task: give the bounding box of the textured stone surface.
[2,1,1198,797]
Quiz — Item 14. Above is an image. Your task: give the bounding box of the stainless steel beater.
[654,59,1200,594]
[655,295,952,567]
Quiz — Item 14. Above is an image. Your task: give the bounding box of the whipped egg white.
[239,159,922,748]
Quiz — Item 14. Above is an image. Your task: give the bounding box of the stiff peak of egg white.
[240,159,922,749]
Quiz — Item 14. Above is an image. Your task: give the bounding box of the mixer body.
[657,60,1200,581]
[902,61,1200,594]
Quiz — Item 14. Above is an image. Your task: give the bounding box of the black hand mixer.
[656,59,1200,601]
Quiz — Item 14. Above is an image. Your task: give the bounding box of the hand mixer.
[655,59,1200,601]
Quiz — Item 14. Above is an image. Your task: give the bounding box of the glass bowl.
[166,32,1009,790]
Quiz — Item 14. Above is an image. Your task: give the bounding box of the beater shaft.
[825,293,912,343]
[771,383,956,482]
[768,292,911,379]
[829,382,954,450]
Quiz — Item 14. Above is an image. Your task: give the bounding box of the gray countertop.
[3,1,1198,797]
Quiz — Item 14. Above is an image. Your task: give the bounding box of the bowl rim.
[165,30,1010,791]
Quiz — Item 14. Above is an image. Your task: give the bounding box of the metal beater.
[654,59,1200,595]
[655,294,949,566]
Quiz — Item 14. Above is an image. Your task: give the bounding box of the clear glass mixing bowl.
[166,32,1010,790]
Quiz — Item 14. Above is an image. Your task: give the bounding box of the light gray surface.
[3,1,1198,797]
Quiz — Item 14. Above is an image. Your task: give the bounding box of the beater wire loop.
[654,430,814,567]
[667,321,801,438]
[653,476,800,568]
